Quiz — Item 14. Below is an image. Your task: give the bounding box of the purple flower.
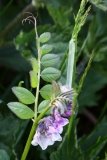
[31,116,66,150]
[51,108,69,133]
[52,100,72,118]
[32,84,75,150]
[61,102,72,117]
[51,85,75,118]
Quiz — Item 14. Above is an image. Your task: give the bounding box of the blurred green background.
[0,0,107,159]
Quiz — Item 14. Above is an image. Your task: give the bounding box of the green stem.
[21,17,41,160]
[20,104,51,160]
[34,18,41,119]
[67,0,89,159]
[34,58,40,119]
[20,121,37,160]
[37,105,51,121]
[66,37,77,160]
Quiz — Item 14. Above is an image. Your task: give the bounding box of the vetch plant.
[7,0,96,160]
[31,85,75,150]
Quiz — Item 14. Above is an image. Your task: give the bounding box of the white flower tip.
[31,140,38,146]
[60,85,71,93]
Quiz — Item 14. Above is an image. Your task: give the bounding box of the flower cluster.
[31,85,75,150]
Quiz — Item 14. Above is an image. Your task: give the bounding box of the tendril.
[22,12,38,26]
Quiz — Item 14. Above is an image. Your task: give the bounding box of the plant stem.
[20,121,37,160]
[34,18,41,119]
[20,104,51,160]
[67,0,89,159]
[21,16,41,160]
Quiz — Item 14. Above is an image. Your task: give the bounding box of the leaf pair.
[7,87,35,119]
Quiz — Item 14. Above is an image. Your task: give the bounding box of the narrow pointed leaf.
[40,84,52,100]
[30,58,39,73]
[29,70,38,88]
[7,102,34,119]
[41,54,60,67]
[41,67,61,82]
[38,100,51,115]
[50,119,83,160]
[12,87,35,104]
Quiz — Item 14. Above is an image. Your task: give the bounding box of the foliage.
[0,0,107,160]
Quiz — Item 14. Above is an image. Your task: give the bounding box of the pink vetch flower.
[61,102,72,118]
[31,115,69,150]
[51,85,75,118]
[31,85,75,150]
[52,100,72,118]
[52,108,69,133]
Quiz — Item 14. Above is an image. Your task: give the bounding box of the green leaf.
[78,68,107,111]
[38,100,51,115]
[7,102,34,119]
[47,5,71,28]
[41,54,60,67]
[39,32,51,43]
[14,30,36,59]
[41,67,61,82]
[30,58,39,73]
[0,46,31,71]
[12,87,35,104]
[50,119,83,160]
[41,44,53,54]
[29,70,38,88]
[40,84,52,100]
[79,117,107,159]
[0,150,10,160]
[0,111,20,148]
[84,136,107,160]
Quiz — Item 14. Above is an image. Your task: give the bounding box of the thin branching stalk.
[21,15,41,160]
[66,0,91,159]
[34,18,41,119]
